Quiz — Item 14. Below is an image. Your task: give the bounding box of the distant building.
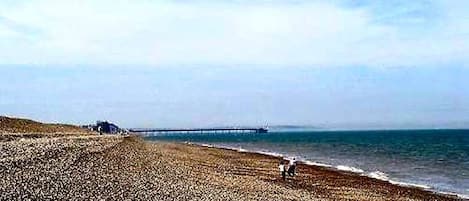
[79,121,124,134]
[95,121,121,134]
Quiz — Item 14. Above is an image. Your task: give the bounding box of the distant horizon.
[4,114,469,131]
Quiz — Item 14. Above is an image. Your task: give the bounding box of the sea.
[144,129,469,198]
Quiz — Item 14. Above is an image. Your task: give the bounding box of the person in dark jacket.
[287,157,297,176]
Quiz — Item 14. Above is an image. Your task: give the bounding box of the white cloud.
[0,0,467,67]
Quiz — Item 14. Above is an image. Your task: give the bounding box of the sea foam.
[302,160,333,168]
[368,171,389,181]
[388,180,431,189]
[336,165,365,173]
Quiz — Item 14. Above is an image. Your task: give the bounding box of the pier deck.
[129,128,268,134]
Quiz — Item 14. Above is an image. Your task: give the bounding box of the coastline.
[189,142,468,200]
[1,134,465,200]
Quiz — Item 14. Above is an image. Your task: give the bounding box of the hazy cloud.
[0,0,467,67]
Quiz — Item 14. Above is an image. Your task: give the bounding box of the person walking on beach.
[278,160,286,181]
[288,158,297,176]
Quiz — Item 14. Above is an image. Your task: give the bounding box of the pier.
[129,127,268,134]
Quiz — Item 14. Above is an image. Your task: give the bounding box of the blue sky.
[0,0,468,128]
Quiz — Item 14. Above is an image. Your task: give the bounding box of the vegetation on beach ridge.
[0,116,91,134]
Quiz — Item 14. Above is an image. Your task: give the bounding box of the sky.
[0,0,468,128]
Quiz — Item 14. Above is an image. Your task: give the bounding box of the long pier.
[129,127,268,134]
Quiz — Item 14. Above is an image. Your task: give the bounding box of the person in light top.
[288,157,297,176]
[278,160,286,181]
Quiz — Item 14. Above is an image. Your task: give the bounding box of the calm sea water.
[144,129,469,197]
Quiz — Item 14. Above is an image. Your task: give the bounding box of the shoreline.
[185,141,468,200]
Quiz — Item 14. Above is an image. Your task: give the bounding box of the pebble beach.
[0,131,465,200]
